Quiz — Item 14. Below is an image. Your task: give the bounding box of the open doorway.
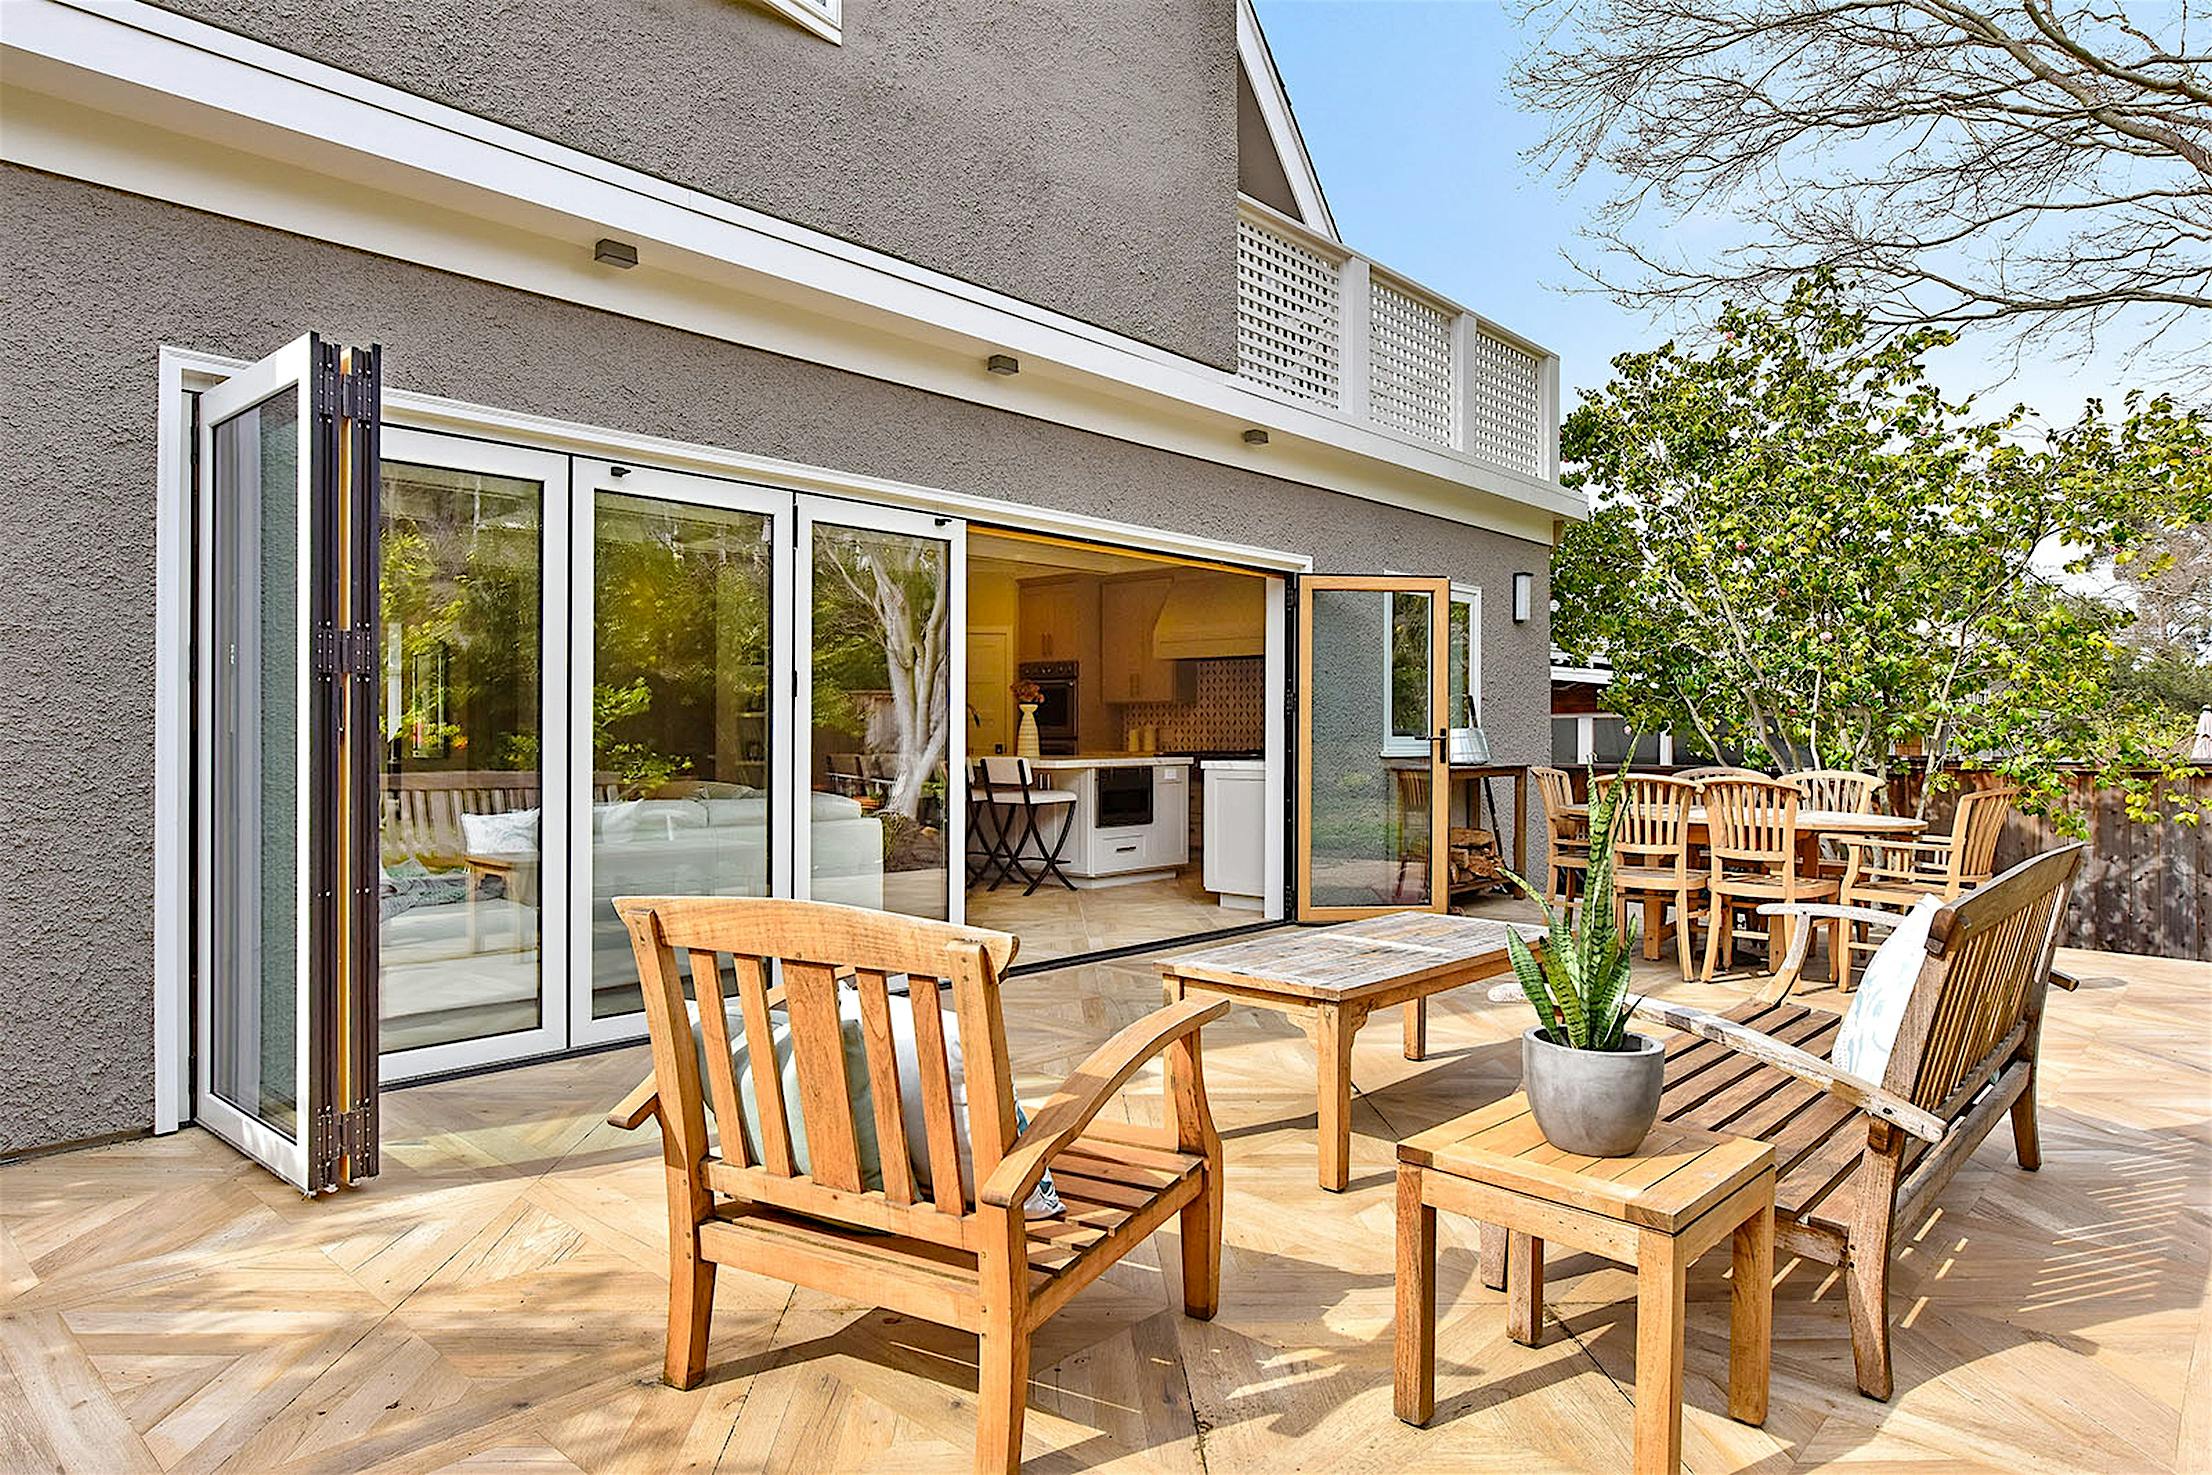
[964,527,1278,965]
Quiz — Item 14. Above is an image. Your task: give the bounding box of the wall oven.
[1017,660,1079,755]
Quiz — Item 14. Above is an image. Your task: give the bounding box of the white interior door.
[795,497,966,924]
[568,461,792,1044]
[375,428,573,1082]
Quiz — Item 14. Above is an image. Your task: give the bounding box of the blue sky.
[1253,0,2173,426]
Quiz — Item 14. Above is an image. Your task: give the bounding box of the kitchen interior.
[965,528,1273,964]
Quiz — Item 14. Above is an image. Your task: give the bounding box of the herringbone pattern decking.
[2,936,2207,1473]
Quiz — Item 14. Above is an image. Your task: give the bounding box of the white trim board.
[2,0,1574,542]
[1238,0,1338,242]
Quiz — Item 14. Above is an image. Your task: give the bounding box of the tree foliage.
[1514,0,2212,361]
[1553,275,2211,824]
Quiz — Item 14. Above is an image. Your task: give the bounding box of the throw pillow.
[1832,895,1944,1082]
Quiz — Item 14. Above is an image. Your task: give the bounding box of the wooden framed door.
[195,333,382,1193]
[1296,575,1450,921]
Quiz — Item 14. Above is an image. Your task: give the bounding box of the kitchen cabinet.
[1008,757,1190,883]
[1017,577,1087,662]
[1100,575,1193,704]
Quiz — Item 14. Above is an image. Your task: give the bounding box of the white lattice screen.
[1236,217,1341,408]
[1465,329,1545,476]
[1368,280,1455,445]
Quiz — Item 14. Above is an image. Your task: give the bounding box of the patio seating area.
[2,906,2205,1474]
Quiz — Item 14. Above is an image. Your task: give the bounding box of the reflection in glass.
[592,493,773,1018]
[1448,595,1475,728]
[1310,587,1432,908]
[811,523,951,920]
[376,462,544,1054]
[209,388,301,1133]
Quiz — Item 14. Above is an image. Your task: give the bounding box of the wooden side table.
[1394,1095,1775,1474]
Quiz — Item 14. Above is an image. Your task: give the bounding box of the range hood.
[1151,576,1266,659]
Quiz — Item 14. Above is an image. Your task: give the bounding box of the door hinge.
[314,627,378,675]
[332,368,375,420]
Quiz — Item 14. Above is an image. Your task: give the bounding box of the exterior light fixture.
[594,237,639,269]
[1242,428,1269,446]
[1512,571,1534,624]
[986,353,1020,376]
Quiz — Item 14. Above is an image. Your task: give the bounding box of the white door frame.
[193,333,315,1188]
[569,459,794,1047]
[794,495,968,926]
[377,428,576,1082]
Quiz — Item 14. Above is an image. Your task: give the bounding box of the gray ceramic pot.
[1522,1027,1665,1157]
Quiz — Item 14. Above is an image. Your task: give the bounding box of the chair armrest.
[608,1076,659,1131]
[1630,998,1948,1143]
[2049,967,2080,991]
[1755,901,1912,931]
[980,996,1229,1210]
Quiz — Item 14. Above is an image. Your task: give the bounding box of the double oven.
[1016,660,1079,755]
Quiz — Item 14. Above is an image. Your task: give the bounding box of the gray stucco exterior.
[151,0,1241,371]
[0,166,1552,1155]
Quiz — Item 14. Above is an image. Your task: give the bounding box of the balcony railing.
[1235,199,1558,483]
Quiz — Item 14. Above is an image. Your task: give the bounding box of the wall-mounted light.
[986,353,1020,376]
[594,237,639,269]
[1242,428,1270,446]
[1512,571,1534,624]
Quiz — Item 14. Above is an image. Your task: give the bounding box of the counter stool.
[971,756,1078,895]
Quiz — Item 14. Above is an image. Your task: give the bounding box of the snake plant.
[1503,754,1641,1051]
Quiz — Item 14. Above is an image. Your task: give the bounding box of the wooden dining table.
[1557,804,1926,961]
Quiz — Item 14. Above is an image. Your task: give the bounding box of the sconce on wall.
[593,237,639,269]
[1242,428,1270,446]
[986,354,1020,376]
[1512,572,1534,624]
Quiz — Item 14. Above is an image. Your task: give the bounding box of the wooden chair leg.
[1170,1032,1225,1318]
[1701,895,1727,982]
[975,1322,1031,1475]
[1394,1166,1437,1426]
[2010,1064,2043,1171]
[1845,1250,1894,1401]
[664,1225,716,1390]
[1674,889,1697,982]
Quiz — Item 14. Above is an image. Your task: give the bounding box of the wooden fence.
[1890,767,2210,963]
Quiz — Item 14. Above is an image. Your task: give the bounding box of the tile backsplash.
[1115,657,1265,750]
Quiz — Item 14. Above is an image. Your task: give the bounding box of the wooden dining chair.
[1607,773,1705,980]
[1675,765,1766,782]
[1531,766,1589,917]
[606,897,1228,1475]
[1781,768,1884,879]
[1834,786,2018,988]
[1701,778,1839,982]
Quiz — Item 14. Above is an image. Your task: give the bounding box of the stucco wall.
[150,0,1241,371]
[0,167,1553,1154]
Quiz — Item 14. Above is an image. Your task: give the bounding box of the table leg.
[1634,1231,1687,1475]
[1394,1165,1436,1426]
[1506,1231,1545,1346]
[1730,1195,1774,1426]
[1313,1005,1355,1192]
[465,866,482,954]
[1477,1221,1507,1291]
[1403,997,1427,1060]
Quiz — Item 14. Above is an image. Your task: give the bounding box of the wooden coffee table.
[1160,914,1543,1191]
[1395,1094,1774,1473]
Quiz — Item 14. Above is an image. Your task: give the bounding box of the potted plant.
[1503,757,1662,1156]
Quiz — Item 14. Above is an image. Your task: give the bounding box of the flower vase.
[1015,702,1042,759]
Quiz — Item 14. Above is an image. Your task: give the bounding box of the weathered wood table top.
[1160,912,1547,1002]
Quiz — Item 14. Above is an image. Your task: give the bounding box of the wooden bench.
[607,897,1228,1475]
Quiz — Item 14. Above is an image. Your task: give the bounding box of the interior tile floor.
[3,922,2206,1473]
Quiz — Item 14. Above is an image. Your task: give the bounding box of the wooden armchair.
[1627,843,2084,1399]
[1779,768,1882,814]
[1607,773,1706,980]
[1835,785,2017,987]
[1531,765,1589,916]
[607,896,1228,1475]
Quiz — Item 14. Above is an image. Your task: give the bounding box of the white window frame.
[1381,583,1481,757]
[751,0,842,44]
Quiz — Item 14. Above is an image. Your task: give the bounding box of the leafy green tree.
[1553,274,2210,824]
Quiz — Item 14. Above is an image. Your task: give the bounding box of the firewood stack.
[1449,827,1504,893]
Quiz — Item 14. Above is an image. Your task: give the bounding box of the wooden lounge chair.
[1625,843,2084,1399]
[606,897,1228,1475]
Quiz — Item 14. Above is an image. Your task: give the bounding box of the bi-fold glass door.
[195,334,381,1193]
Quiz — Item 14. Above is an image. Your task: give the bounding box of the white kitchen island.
[1017,755,1191,887]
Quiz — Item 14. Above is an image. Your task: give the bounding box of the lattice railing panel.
[1368,280,1455,445]
[1465,329,1545,476]
[1236,217,1341,408]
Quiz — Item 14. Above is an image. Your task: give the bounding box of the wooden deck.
[3,935,2207,1473]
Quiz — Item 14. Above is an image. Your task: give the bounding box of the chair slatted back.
[1676,765,1766,783]
[1532,766,1584,842]
[1781,768,1881,815]
[1883,845,2083,1115]
[618,896,1020,1248]
[1947,787,2017,885]
[1700,778,1800,877]
[1609,775,1697,879]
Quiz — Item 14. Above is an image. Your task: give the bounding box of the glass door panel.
[798,498,964,923]
[1297,575,1449,920]
[196,334,382,1193]
[376,429,571,1080]
[574,465,784,1038]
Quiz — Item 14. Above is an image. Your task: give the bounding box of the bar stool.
[970,756,1078,896]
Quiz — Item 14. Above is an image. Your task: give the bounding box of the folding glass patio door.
[195,335,382,1193]
[1296,575,1451,921]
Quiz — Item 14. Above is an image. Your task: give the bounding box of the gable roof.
[1236,0,1338,242]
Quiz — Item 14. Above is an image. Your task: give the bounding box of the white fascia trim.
[1237,0,1338,242]
[752,0,842,44]
[1,0,1576,537]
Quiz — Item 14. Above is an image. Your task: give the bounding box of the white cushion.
[1832,895,1943,1082]
[458,807,538,854]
